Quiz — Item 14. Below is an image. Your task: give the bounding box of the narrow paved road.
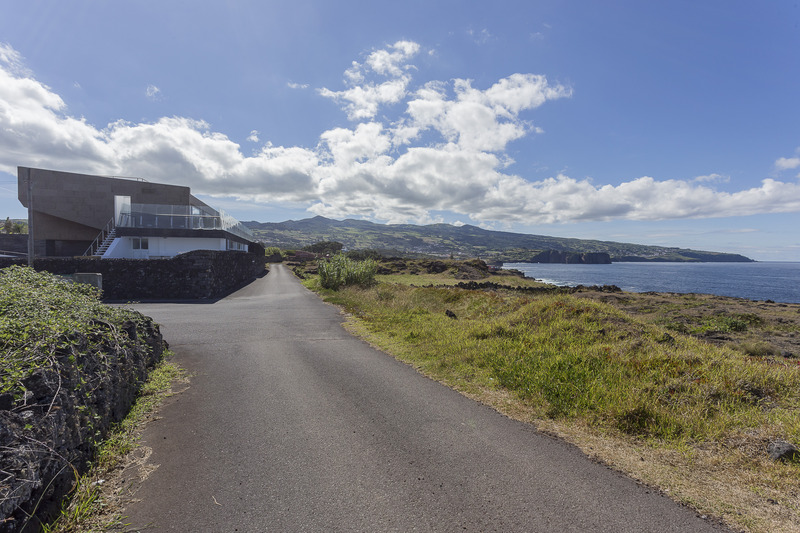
[123,264,727,532]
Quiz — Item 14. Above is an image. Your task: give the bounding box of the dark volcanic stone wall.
[0,320,165,532]
[0,249,266,300]
[0,235,27,255]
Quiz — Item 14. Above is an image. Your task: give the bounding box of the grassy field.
[302,259,800,533]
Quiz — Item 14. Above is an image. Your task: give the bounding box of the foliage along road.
[122,264,729,532]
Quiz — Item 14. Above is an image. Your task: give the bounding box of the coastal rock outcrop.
[527,250,612,264]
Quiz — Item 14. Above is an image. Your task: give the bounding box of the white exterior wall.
[103,236,227,259]
[103,237,123,257]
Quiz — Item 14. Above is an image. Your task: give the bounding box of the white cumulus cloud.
[776,156,800,171]
[403,75,571,152]
[365,40,420,76]
[318,40,421,121]
[319,78,410,121]
[1,41,800,227]
[693,173,729,183]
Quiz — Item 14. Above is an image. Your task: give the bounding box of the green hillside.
[244,216,754,263]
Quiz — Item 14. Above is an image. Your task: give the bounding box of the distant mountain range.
[243,216,754,263]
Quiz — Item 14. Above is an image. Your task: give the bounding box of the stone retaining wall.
[0,320,165,532]
[0,248,266,300]
[0,234,27,256]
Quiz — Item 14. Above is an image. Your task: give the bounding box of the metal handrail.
[0,249,26,257]
[83,217,115,256]
[117,203,254,241]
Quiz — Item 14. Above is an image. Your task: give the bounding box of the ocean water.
[503,262,800,304]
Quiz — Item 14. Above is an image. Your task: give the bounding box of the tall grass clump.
[317,254,377,290]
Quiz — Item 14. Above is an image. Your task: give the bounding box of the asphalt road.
[122,264,729,532]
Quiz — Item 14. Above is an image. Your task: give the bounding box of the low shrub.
[346,249,383,261]
[318,254,377,290]
[0,266,150,395]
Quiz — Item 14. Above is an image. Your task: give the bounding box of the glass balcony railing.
[117,203,254,241]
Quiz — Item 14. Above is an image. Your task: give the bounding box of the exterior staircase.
[84,218,116,257]
[93,228,116,256]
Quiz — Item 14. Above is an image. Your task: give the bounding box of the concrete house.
[18,167,256,259]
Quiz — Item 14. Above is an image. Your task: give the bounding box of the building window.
[226,239,246,251]
[132,237,149,250]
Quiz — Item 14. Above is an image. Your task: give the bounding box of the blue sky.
[1,1,798,260]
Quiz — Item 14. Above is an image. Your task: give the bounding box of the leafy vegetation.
[303,240,344,255]
[0,266,170,531]
[345,248,383,261]
[2,217,27,234]
[317,254,378,290]
[0,266,148,397]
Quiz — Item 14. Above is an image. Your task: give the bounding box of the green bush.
[346,249,383,261]
[318,254,377,290]
[0,266,147,395]
[304,241,343,255]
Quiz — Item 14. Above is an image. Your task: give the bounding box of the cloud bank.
[1,40,799,225]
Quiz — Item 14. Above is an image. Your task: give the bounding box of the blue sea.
[503,262,800,304]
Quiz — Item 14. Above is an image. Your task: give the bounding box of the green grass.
[374,271,548,288]
[375,273,465,286]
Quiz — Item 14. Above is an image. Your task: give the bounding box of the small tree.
[346,249,382,261]
[3,217,12,234]
[264,247,283,262]
[304,241,344,255]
